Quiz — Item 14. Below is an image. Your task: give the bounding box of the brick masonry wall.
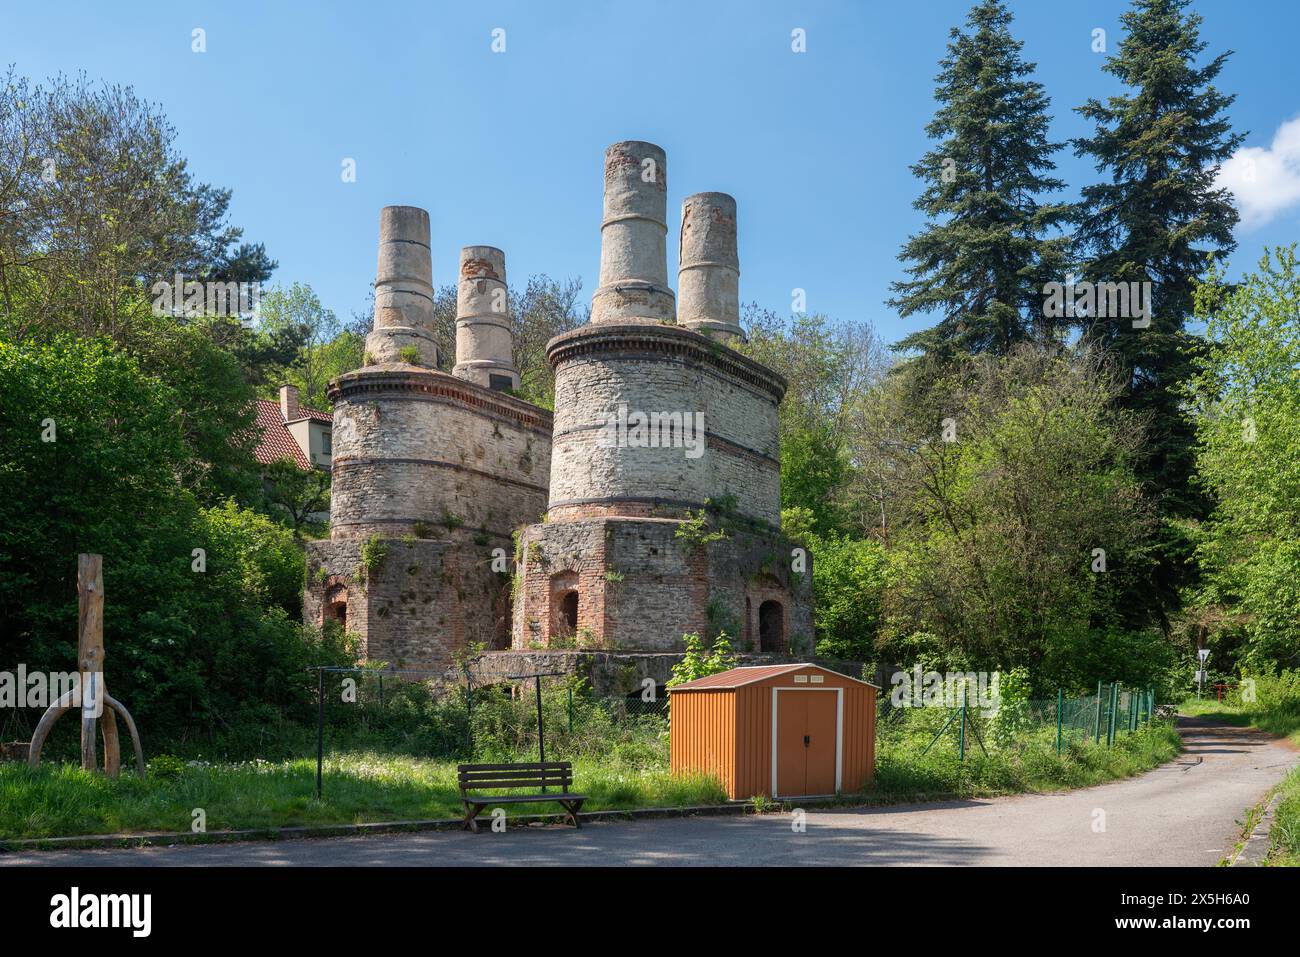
[513,516,812,655]
[306,537,514,668]
[305,366,549,669]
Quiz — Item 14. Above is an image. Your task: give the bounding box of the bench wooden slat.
[462,794,589,805]
[457,762,571,773]
[461,780,572,792]
[456,760,585,832]
[458,769,574,782]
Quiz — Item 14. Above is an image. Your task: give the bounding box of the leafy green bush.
[809,533,889,660]
[669,632,737,686]
[147,754,187,780]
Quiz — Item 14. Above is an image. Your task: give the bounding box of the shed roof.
[670,663,879,692]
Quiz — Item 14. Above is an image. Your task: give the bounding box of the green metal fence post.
[1107,683,1118,746]
[1056,688,1064,756]
[1094,680,1103,744]
[567,685,573,735]
[959,698,966,762]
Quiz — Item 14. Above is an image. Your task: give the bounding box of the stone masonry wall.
[329,368,550,546]
[545,324,784,526]
[512,516,810,655]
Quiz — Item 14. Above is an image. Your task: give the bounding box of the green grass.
[874,721,1182,798]
[0,707,1185,842]
[0,752,725,841]
[1271,767,1300,866]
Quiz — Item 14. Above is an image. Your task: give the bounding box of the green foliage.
[809,533,889,660]
[359,536,388,575]
[261,457,330,534]
[988,667,1031,748]
[0,335,352,754]
[1189,248,1300,670]
[674,508,729,552]
[253,282,344,411]
[1072,0,1242,515]
[875,717,1179,798]
[397,345,420,365]
[875,346,1154,681]
[669,632,737,687]
[146,754,187,780]
[889,0,1070,360]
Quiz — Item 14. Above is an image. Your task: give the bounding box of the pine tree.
[1072,0,1242,517]
[889,0,1070,365]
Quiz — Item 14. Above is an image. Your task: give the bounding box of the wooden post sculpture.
[28,554,145,776]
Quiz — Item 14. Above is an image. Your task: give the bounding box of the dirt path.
[2,717,1294,866]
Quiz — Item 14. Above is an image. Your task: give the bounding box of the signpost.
[1196,648,1210,699]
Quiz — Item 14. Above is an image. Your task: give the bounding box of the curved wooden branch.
[26,688,79,768]
[100,706,121,777]
[104,692,145,776]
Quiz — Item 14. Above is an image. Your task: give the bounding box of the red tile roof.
[252,398,323,470]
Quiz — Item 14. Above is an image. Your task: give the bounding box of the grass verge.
[0,753,724,841]
[0,721,1182,842]
[875,721,1182,797]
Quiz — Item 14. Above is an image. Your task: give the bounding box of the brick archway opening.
[325,583,348,632]
[548,570,579,643]
[759,599,785,653]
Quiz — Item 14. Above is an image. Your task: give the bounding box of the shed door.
[775,690,838,797]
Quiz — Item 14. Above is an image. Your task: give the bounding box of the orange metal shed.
[669,663,877,801]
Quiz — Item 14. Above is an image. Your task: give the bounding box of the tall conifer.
[1072,0,1242,516]
[889,0,1070,365]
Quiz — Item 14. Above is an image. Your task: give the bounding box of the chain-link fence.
[308,667,671,796]
[879,681,1159,761]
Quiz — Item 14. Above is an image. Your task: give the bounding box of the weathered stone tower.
[304,208,551,666]
[511,141,812,667]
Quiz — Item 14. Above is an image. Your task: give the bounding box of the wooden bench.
[456,761,587,832]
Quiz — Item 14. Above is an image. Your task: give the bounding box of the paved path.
[2,717,1294,867]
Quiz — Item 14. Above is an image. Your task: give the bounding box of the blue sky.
[5,0,1298,344]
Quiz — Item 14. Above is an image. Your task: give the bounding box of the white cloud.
[1216,116,1300,230]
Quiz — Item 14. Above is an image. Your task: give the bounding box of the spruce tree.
[1072,0,1242,517]
[889,0,1070,365]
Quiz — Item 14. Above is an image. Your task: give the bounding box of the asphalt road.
[2,717,1294,867]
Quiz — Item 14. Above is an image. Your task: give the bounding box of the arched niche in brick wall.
[548,570,579,643]
[759,600,785,653]
[324,580,349,632]
[745,574,788,654]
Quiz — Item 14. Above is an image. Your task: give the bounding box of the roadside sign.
[1197,648,1210,662]
[1195,670,1206,682]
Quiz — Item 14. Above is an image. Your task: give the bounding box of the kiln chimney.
[364,205,440,366]
[452,245,519,391]
[677,192,742,340]
[590,141,675,324]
